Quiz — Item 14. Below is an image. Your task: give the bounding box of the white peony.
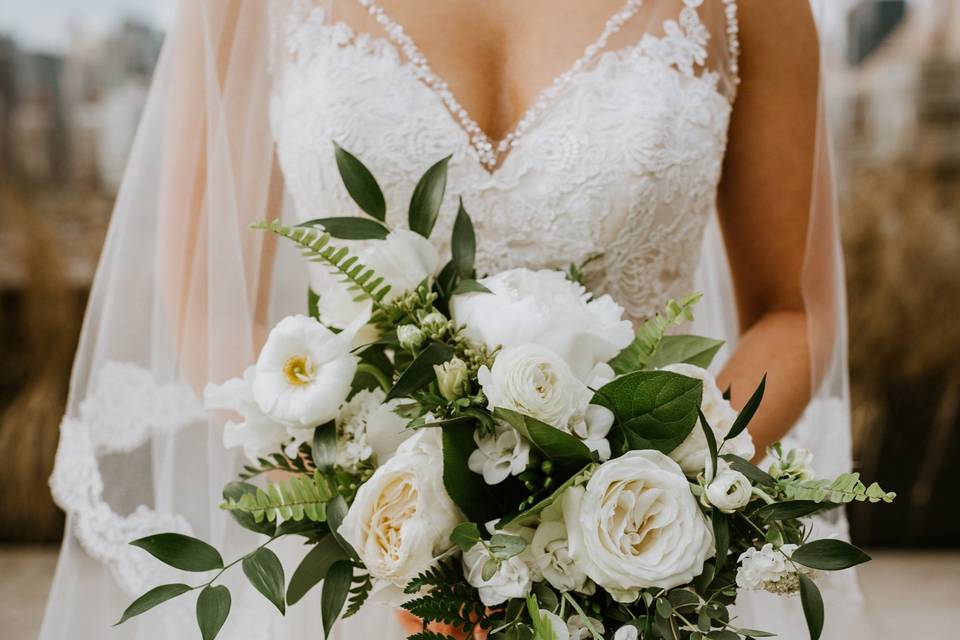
[703,458,753,513]
[736,543,817,595]
[462,539,534,607]
[531,504,594,594]
[468,420,531,485]
[562,450,714,601]
[338,429,463,601]
[614,626,640,640]
[567,615,604,640]
[309,229,440,331]
[660,363,756,474]
[204,366,292,461]
[479,345,586,430]
[451,268,633,379]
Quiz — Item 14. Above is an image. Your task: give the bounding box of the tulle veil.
[38,1,859,639]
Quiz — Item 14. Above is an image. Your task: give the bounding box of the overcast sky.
[0,0,177,53]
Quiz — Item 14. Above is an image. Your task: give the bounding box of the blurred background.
[0,0,958,637]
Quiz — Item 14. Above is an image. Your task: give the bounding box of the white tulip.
[204,366,291,461]
[704,458,753,513]
[562,450,714,601]
[338,429,463,602]
[468,420,531,485]
[660,363,756,474]
[251,315,358,428]
[451,268,633,379]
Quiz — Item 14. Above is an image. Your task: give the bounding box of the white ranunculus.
[451,268,633,379]
[468,420,531,485]
[736,543,817,595]
[704,458,753,513]
[567,615,604,640]
[660,363,756,474]
[479,344,586,430]
[531,504,594,594]
[365,397,412,464]
[309,229,440,331]
[338,429,463,601]
[252,315,358,429]
[563,450,714,601]
[205,366,292,461]
[614,625,640,640]
[462,540,534,607]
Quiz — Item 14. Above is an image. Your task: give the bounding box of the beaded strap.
[356,0,644,169]
[722,0,741,86]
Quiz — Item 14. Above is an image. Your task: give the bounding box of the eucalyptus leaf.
[452,199,476,277]
[311,421,337,473]
[223,482,276,536]
[724,374,766,443]
[297,216,389,240]
[495,408,595,468]
[321,560,353,638]
[115,583,192,625]
[386,342,455,401]
[408,155,450,238]
[790,539,871,571]
[196,585,231,640]
[242,548,286,614]
[592,371,703,457]
[450,522,482,552]
[333,143,386,221]
[647,335,725,370]
[799,573,824,640]
[130,533,223,572]
[481,558,500,581]
[488,533,527,560]
[287,535,349,605]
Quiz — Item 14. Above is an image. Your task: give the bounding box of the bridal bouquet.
[118,148,894,640]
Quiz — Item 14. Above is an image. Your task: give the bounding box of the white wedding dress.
[40,1,868,638]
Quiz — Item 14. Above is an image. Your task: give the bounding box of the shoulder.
[734,0,819,88]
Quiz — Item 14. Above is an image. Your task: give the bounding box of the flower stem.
[357,362,391,392]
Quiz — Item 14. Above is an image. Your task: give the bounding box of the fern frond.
[609,293,702,374]
[343,569,373,618]
[238,442,314,480]
[406,633,458,640]
[220,470,337,523]
[253,219,392,308]
[782,472,896,504]
[401,559,487,634]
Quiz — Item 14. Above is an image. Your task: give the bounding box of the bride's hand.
[395,610,488,640]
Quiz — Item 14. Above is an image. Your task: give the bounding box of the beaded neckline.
[356,0,644,171]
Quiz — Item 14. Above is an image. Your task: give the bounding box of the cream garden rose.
[338,429,463,601]
[251,314,358,428]
[562,450,714,601]
[451,268,633,379]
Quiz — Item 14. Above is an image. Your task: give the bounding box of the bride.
[39,1,866,639]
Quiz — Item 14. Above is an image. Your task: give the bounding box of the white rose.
[736,543,817,595]
[660,364,756,474]
[704,458,753,513]
[468,420,531,485]
[252,315,358,428]
[531,504,594,594]
[614,625,640,640]
[308,229,440,331]
[562,450,714,601]
[479,345,585,430]
[451,268,633,379]
[204,366,292,461]
[567,615,604,640]
[462,540,534,607]
[338,429,463,601]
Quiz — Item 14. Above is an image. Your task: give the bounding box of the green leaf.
[287,535,349,605]
[798,573,824,640]
[242,547,286,615]
[326,494,360,560]
[488,533,527,560]
[223,482,276,536]
[495,408,595,469]
[130,533,224,572]
[298,216,389,240]
[115,583,192,625]
[532,582,559,612]
[196,585,231,640]
[307,287,321,321]
[442,425,522,523]
[497,464,595,528]
[699,409,719,479]
[312,421,337,473]
[408,155,450,238]
[592,371,703,457]
[667,589,700,612]
[782,472,896,504]
[790,539,871,571]
[450,522,482,552]
[387,342,455,401]
[451,279,492,296]
[721,454,776,487]
[321,560,353,638]
[753,500,833,521]
[712,510,729,572]
[451,199,476,278]
[724,375,765,443]
[334,143,386,221]
[481,558,500,581]
[647,335,725,370]
[220,471,335,523]
[608,294,702,374]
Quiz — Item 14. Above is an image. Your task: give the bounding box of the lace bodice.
[269,0,741,322]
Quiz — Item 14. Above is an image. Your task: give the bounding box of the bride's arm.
[715,0,822,456]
